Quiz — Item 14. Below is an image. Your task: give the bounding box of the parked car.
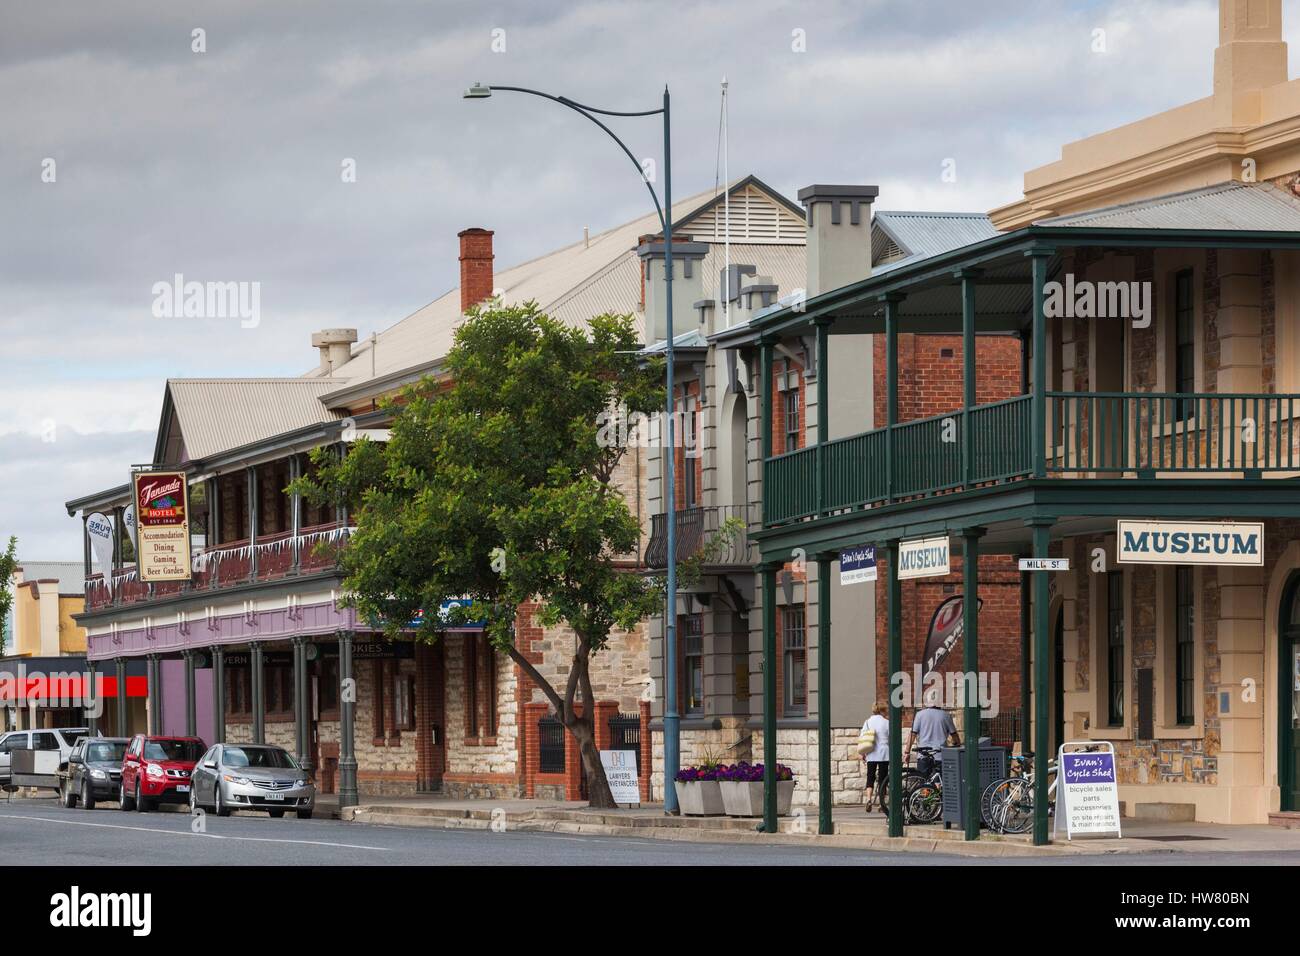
[58,736,129,809]
[189,744,315,819]
[0,727,88,785]
[118,734,205,812]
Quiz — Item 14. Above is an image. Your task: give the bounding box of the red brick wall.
[770,360,806,454]
[872,553,1023,719]
[872,333,1021,424]
[868,332,1025,719]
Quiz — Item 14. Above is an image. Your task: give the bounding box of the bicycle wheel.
[880,769,925,823]
[997,777,1035,834]
[907,780,943,825]
[980,779,1006,830]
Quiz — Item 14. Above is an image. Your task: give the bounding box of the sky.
[0,0,1282,561]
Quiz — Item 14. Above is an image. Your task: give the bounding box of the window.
[1175,567,1195,726]
[679,614,704,716]
[319,656,339,715]
[782,607,807,716]
[783,381,800,454]
[464,637,477,737]
[682,392,699,506]
[0,733,29,752]
[264,665,293,715]
[227,668,251,715]
[31,732,58,751]
[395,675,416,732]
[1174,269,1195,420]
[480,642,497,736]
[1107,572,1125,726]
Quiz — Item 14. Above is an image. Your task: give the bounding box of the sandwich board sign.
[1053,741,1122,840]
[599,749,641,806]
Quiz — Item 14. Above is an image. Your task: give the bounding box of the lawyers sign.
[898,536,950,580]
[1116,520,1263,567]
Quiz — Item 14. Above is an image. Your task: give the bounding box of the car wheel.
[268,809,285,818]
[119,780,135,811]
[296,809,313,820]
[134,780,149,813]
[214,786,231,818]
[61,778,77,809]
[189,786,198,814]
[81,778,95,810]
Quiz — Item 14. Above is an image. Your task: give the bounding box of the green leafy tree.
[0,536,17,655]
[294,302,670,807]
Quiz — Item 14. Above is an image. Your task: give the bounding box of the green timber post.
[886,539,903,837]
[958,269,979,487]
[761,562,779,833]
[760,337,774,524]
[1027,249,1053,478]
[963,527,984,840]
[1019,568,1030,752]
[816,553,832,835]
[883,295,902,502]
[814,318,830,514]
[115,657,128,734]
[1029,518,1054,845]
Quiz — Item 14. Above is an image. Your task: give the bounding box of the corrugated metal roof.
[872,211,999,274]
[1037,182,1300,230]
[322,180,809,391]
[166,379,346,460]
[14,562,86,595]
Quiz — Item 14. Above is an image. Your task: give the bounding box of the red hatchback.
[119,735,206,812]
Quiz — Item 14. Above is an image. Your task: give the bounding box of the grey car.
[60,736,129,809]
[189,744,315,819]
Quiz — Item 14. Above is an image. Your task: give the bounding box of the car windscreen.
[222,746,299,770]
[87,742,127,763]
[143,740,205,762]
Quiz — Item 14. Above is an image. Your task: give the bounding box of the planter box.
[720,779,795,817]
[675,779,725,816]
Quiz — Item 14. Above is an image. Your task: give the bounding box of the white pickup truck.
[0,727,88,785]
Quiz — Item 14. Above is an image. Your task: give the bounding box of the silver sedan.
[189,744,315,819]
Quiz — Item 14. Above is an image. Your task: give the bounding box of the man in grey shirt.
[905,705,960,765]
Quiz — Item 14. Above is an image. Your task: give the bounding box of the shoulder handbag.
[855,728,877,756]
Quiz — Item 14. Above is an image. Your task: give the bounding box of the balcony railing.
[644,504,756,569]
[764,392,1300,527]
[85,523,353,611]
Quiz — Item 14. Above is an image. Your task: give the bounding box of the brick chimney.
[458,227,495,312]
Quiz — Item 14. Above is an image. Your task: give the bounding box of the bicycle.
[981,752,1057,834]
[880,747,943,824]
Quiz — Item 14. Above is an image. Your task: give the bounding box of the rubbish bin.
[940,738,1007,830]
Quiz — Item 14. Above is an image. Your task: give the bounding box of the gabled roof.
[154,378,346,463]
[872,210,999,274]
[1036,181,1300,230]
[317,177,806,400]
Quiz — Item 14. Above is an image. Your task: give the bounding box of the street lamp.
[464,81,683,814]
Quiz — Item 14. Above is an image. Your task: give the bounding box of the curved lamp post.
[464,82,682,814]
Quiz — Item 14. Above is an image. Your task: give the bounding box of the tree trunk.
[570,716,615,809]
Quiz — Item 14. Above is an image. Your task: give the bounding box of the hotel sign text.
[1116,520,1264,567]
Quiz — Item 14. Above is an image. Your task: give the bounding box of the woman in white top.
[860,703,891,812]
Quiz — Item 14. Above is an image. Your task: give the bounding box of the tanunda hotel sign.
[132,470,193,582]
[1116,520,1264,567]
